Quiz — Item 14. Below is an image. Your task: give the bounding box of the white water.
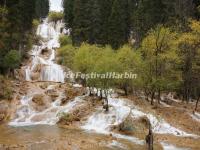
[82,98,198,140]
[161,142,190,150]
[131,109,198,137]
[190,112,200,122]
[25,19,65,83]
[82,98,144,145]
[9,91,85,126]
[49,0,63,12]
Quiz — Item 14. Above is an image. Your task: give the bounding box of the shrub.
[59,35,72,46]
[57,44,77,69]
[0,76,13,101]
[3,50,21,70]
[57,112,79,124]
[48,11,63,22]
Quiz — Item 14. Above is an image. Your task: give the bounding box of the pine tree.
[108,0,129,49]
[35,0,49,19]
[87,0,102,44]
[132,0,165,42]
[98,0,113,45]
[63,0,74,28]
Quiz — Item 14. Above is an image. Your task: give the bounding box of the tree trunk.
[124,85,128,96]
[96,88,98,96]
[104,90,109,112]
[89,87,92,96]
[151,92,155,105]
[158,89,161,104]
[100,89,103,100]
[146,123,153,150]
[145,89,149,101]
[194,96,200,112]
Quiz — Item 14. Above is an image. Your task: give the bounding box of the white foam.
[161,142,190,150]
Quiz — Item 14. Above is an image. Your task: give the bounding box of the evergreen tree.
[63,0,74,28]
[35,0,49,19]
[132,0,165,43]
[98,0,113,45]
[72,0,91,45]
[108,0,129,49]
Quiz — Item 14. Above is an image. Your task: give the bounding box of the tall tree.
[132,0,165,43]
[63,0,74,28]
[35,0,49,19]
[108,0,129,49]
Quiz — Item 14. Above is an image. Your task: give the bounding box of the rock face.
[31,94,51,111]
[118,115,149,135]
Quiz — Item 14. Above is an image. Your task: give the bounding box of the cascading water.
[25,19,65,83]
[10,15,71,125]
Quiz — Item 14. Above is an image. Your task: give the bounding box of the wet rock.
[32,64,42,73]
[41,47,49,55]
[31,72,40,80]
[61,97,69,105]
[118,115,149,135]
[32,94,46,106]
[57,113,80,125]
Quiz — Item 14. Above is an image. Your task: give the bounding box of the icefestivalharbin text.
[66,72,138,79]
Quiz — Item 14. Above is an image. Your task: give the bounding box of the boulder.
[118,115,150,135]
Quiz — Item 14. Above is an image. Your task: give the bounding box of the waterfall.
[24,19,65,83]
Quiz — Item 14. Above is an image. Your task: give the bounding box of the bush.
[57,44,77,69]
[0,76,13,101]
[32,19,40,30]
[3,50,21,70]
[57,112,79,124]
[48,11,63,22]
[59,35,72,46]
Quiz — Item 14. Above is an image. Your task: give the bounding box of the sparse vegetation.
[48,11,64,23]
[0,76,13,101]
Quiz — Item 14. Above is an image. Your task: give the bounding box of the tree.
[3,50,21,75]
[57,43,77,69]
[35,0,49,19]
[72,0,90,45]
[108,0,129,49]
[176,20,200,102]
[116,45,142,95]
[141,26,180,105]
[48,11,64,23]
[63,0,74,28]
[132,0,165,43]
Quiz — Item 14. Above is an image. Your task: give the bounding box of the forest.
[61,0,200,104]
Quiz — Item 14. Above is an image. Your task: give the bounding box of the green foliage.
[32,19,40,29]
[3,50,21,70]
[35,0,49,19]
[140,25,181,103]
[63,0,74,27]
[176,20,200,100]
[0,75,13,101]
[0,0,48,74]
[59,35,72,46]
[48,11,64,22]
[116,45,142,94]
[108,0,129,49]
[57,44,77,69]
